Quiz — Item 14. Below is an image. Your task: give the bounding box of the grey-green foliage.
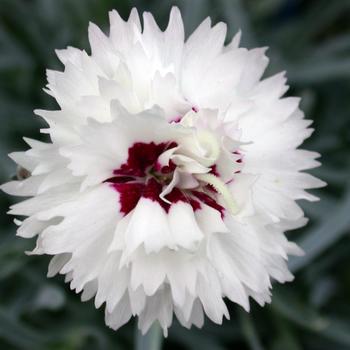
[0,0,349,349]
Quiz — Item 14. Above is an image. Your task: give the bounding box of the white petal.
[168,202,203,250]
[138,287,173,337]
[121,198,174,259]
[47,253,71,277]
[105,292,133,330]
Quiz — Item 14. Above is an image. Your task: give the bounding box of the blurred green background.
[0,0,350,349]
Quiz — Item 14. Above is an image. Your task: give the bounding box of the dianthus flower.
[2,7,325,336]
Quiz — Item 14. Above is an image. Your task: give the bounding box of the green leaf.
[272,291,350,347]
[32,284,66,311]
[289,186,350,272]
[0,308,44,349]
[238,311,264,350]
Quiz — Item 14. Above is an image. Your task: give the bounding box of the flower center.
[105,109,243,218]
[105,141,228,217]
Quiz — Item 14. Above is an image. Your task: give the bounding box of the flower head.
[2,7,325,336]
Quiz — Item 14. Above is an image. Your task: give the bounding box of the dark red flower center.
[105,142,225,217]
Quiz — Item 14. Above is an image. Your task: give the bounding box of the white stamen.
[196,130,221,166]
[196,173,238,215]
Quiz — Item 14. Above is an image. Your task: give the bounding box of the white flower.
[2,7,325,336]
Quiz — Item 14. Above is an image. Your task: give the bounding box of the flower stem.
[135,322,163,350]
